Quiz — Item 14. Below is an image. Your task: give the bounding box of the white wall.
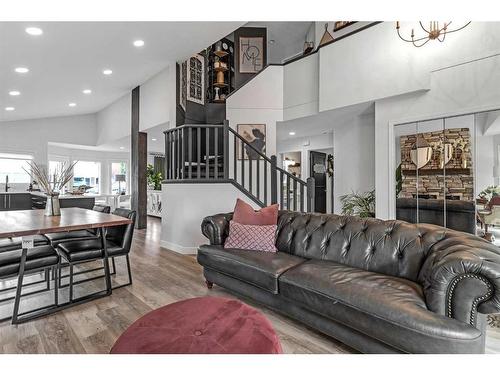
[0,113,97,168]
[161,183,260,253]
[96,93,131,145]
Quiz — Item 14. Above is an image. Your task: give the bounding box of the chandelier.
[396,21,471,47]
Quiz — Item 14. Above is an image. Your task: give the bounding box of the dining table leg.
[11,248,28,324]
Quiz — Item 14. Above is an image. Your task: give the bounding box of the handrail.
[163,121,316,212]
[228,127,272,163]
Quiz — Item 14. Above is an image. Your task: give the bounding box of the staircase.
[164,121,315,211]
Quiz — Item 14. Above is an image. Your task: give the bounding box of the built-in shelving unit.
[206,38,235,103]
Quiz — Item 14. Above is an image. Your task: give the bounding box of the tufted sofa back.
[275,211,467,282]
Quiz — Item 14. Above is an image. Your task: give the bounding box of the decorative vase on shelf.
[45,193,61,217]
[214,87,220,101]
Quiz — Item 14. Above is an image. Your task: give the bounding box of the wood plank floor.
[0,216,498,354]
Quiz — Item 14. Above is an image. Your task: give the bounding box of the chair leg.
[54,264,59,306]
[12,249,28,325]
[69,264,74,302]
[45,269,50,290]
[112,257,116,275]
[126,255,132,285]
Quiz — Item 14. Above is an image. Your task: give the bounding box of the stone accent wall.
[399,128,474,201]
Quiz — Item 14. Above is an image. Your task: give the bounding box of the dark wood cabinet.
[0,193,32,211]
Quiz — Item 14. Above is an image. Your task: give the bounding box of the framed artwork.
[239,37,264,73]
[179,61,187,110]
[237,124,266,160]
[333,21,357,32]
[187,54,205,105]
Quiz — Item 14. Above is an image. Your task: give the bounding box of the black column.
[131,86,147,229]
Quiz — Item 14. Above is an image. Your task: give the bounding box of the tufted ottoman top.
[110,296,283,354]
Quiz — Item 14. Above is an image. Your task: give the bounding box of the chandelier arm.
[419,21,430,33]
[438,32,446,43]
[397,28,415,43]
[446,21,472,34]
[412,35,432,43]
[413,38,430,48]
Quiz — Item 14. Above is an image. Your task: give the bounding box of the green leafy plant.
[340,190,376,218]
[478,185,500,201]
[147,164,163,191]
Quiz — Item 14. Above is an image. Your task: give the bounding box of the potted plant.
[147,164,163,191]
[24,161,77,216]
[340,190,376,218]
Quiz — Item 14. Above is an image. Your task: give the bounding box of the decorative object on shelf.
[396,21,471,47]
[239,36,264,73]
[237,124,266,160]
[410,136,433,169]
[207,38,234,103]
[319,23,334,46]
[333,21,357,32]
[340,190,376,218]
[303,40,315,55]
[23,160,77,216]
[147,164,163,191]
[179,61,187,110]
[187,54,205,105]
[454,138,470,169]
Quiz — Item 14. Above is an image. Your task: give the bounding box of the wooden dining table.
[0,207,132,322]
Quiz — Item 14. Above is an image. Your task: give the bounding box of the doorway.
[310,151,327,213]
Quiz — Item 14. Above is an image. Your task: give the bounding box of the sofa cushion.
[224,221,277,252]
[198,245,305,294]
[233,198,278,225]
[279,259,483,353]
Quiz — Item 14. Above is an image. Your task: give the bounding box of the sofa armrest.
[201,213,233,246]
[419,234,500,327]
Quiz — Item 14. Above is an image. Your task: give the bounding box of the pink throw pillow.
[224,221,277,252]
[232,198,278,225]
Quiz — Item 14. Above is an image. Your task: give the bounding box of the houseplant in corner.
[147,164,163,191]
[24,161,77,216]
[340,190,376,218]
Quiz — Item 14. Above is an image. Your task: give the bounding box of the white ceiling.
[277,102,375,141]
[0,21,243,122]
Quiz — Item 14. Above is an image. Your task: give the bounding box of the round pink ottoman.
[110,296,283,354]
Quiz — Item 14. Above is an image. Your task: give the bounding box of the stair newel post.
[270,155,278,205]
[223,120,230,180]
[307,177,315,213]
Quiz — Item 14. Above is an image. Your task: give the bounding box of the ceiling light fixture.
[103,69,113,75]
[4,107,15,111]
[82,89,92,94]
[9,91,20,96]
[133,40,145,47]
[68,102,76,107]
[119,147,125,150]
[152,138,157,141]
[289,132,296,136]
[25,27,43,36]
[15,67,29,73]
[396,21,471,47]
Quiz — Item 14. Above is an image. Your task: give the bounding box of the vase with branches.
[340,190,376,218]
[23,161,77,216]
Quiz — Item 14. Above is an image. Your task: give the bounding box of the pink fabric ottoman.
[110,296,283,354]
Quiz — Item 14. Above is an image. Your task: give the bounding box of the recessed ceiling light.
[152,138,157,141]
[4,107,15,111]
[9,90,20,96]
[133,40,145,47]
[103,69,113,75]
[25,27,43,36]
[119,147,125,150]
[289,131,296,136]
[14,67,29,74]
[68,102,77,107]
[82,89,92,94]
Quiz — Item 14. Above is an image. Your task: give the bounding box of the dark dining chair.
[56,208,136,303]
[0,239,60,324]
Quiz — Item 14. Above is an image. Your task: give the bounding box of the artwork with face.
[237,124,266,160]
[239,37,263,73]
[187,54,205,105]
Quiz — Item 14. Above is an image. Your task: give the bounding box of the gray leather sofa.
[197,211,500,354]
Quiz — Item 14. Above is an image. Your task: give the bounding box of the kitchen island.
[0,192,97,211]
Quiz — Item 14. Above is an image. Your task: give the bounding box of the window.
[48,157,71,193]
[111,161,128,194]
[0,153,33,184]
[73,161,101,194]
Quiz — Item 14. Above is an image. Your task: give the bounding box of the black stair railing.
[163,121,315,212]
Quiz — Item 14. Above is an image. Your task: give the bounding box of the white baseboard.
[160,240,198,255]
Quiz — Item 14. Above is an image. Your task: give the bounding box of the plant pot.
[45,193,61,216]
